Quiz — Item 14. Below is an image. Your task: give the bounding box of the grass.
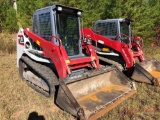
[0,33,16,55]
[0,54,72,120]
[0,34,160,120]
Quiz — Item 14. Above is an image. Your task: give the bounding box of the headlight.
[77,11,82,16]
[57,7,62,11]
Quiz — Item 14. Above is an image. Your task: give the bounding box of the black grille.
[39,12,52,41]
[95,22,117,37]
[33,15,38,34]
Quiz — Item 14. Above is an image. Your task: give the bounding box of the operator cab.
[32,5,83,58]
[94,18,132,44]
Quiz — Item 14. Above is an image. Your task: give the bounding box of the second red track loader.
[16,6,136,119]
[82,18,160,86]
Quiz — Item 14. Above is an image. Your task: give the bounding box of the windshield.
[57,13,80,56]
[120,22,130,44]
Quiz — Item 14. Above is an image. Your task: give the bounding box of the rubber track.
[21,56,59,98]
[98,56,124,71]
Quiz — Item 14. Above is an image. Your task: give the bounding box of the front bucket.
[131,59,160,86]
[56,67,136,119]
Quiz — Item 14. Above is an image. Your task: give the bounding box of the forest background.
[0,0,160,46]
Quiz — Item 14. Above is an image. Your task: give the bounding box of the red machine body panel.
[82,28,135,69]
[131,40,145,62]
[23,29,100,78]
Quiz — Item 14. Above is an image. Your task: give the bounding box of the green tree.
[0,0,18,32]
[0,0,159,37]
[56,0,107,27]
[101,0,160,41]
[17,0,48,28]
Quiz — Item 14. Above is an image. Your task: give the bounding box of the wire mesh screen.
[33,15,38,34]
[95,22,117,37]
[39,12,52,41]
[105,22,117,36]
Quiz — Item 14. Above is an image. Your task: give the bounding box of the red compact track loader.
[16,6,136,119]
[82,18,160,86]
